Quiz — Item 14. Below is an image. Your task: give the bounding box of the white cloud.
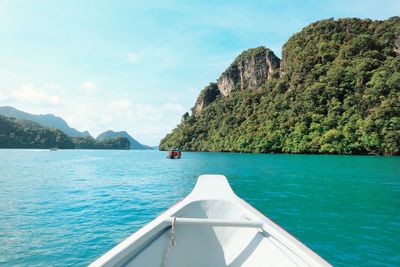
[117,102,186,144]
[1,77,187,145]
[66,99,186,145]
[100,115,113,124]
[109,99,132,111]
[2,85,187,145]
[10,84,60,105]
[127,51,141,63]
[80,81,98,92]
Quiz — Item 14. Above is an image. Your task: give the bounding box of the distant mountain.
[96,130,152,150]
[0,115,130,150]
[0,106,91,138]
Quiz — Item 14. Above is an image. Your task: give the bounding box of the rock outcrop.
[181,112,189,123]
[217,47,280,96]
[192,47,280,115]
[192,82,220,115]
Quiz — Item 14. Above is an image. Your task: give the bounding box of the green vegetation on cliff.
[0,115,130,150]
[160,17,400,155]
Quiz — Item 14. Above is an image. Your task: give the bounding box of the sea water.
[0,149,399,266]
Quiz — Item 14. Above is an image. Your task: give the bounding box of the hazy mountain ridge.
[0,107,151,150]
[0,106,91,138]
[0,115,130,149]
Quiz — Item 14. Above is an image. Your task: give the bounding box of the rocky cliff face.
[192,47,280,115]
[217,47,280,96]
[192,82,220,115]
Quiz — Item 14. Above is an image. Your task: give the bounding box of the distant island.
[160,17,400,155]
[0,107,151,150]
[96,130,152,150]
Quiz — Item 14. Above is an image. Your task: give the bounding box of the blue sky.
[0,0,399,145]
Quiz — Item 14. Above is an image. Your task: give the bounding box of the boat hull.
[90,175,331,267]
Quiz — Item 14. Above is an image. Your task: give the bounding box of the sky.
[0,0,399,145]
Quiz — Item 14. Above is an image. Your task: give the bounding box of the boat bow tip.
[189,175,238,201]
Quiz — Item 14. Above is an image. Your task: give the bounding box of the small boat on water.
[167,149,181,159]
[90,175,331,267]
[49,147,58,151]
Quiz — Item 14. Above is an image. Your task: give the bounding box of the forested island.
[160,17,400,155]
[0,115,130,150]
[96,130,152,149]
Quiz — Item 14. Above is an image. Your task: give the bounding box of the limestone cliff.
[217,47,280,96]
[192,47,280,115]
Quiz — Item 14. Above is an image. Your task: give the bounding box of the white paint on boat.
[90,175,332,267]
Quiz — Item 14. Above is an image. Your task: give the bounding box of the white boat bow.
[90,175,331,267]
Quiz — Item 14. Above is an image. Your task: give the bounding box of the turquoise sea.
[0,149,399,266]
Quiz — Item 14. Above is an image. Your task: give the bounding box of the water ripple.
[0,150,399,266]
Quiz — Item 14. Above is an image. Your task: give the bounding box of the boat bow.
[90,175,331,267]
